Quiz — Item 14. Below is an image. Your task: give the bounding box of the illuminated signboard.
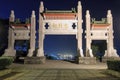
[43,20,77,35]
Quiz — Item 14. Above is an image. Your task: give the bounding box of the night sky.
[0,0,120,59]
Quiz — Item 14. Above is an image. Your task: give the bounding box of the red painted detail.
[43,13,77,19]
[91,24,110,28]
[10,24,30,28]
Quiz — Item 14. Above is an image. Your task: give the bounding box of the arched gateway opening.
[15,40,30,62]
[91,40,107,61]
[44,35,77,60]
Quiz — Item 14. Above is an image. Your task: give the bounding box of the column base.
[86,49,94,57]
[24,57,46,64]
[102,57,120,63]
[27,49,34,57]
[104,49,119,57]
[78,48,84,57]
[3,49,16,57]
[37,49,44,57]
[77,57,96,64]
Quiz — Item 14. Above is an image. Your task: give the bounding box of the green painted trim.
[45,8,76,13]
[91,18,108,24]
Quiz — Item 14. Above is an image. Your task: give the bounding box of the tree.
[0,19,9,56]
[91,45,99,57]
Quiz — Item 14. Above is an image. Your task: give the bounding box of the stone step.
[24,57,46,64]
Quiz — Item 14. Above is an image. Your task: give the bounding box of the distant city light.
[46,53,75,60]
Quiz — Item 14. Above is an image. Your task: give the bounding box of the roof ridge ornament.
[91,18,108,24]
[45,9,76,13]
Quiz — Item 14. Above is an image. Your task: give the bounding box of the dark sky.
[0,0,120,19]
[0,0,120,58]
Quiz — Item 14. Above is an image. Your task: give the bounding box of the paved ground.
[0,60,120,80]
[10,60,107,69]
[2,69,120,80]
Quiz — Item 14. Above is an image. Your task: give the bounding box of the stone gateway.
[3,1,119,64]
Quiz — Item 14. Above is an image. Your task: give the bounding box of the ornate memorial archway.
[3,10,36,57]
[85,10,119,57]
[3,1,119,64]
[37,1,84,60]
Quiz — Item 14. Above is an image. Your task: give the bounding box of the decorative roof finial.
[86,10,90,15]
[32,10,35,17]
[78,1,81,6]
[10,10,15,17]
[86,10,90,18]
[40,1,44,13]
[107,10,112,17]
[108,10,111,14]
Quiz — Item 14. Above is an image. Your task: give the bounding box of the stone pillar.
[104,10,119,57]
[27,11,36,57]
[85,10,94,57]
[3,10,16,56]
[77,1,84,57]
[37,1,45,57]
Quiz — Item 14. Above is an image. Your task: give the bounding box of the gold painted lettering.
[49,22,69,30]
[64,24,68,29]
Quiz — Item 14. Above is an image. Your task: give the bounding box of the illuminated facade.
[3,1,119,63]
[37,1,83,59]
[3,11,36,57]
[85,10,118,57]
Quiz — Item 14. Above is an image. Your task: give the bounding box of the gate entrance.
[14,40,30,62]
[91,40,107,60]
[44,35,77,60]
[15,40,29,57]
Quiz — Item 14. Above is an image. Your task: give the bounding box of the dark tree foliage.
[0,19,9,56]
[91,40,107,57]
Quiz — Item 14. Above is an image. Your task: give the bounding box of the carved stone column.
[77,1,84,57]
[3,10,16,56]
[27,11,36,57]
[37,1,45,57]
[104,10,119,57]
